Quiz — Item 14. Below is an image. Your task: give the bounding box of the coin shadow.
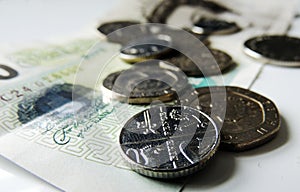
[233,115,289,157]
[180,151,236,190]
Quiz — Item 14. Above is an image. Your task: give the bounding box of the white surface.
[0,1,300,191]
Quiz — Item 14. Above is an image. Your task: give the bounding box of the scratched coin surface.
[120,35,173,63]
[119,106,220,178]
[195,86,280,151]
[101,60,189,104]
[244,35,300,66]
[164,49,235,77]
[191,17,240,35]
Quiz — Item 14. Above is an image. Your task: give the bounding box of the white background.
[0,0,300,191]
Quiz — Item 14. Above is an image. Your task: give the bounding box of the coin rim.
[191,19,241,35]
[97,20,141,36]
[119,35,173,63]
[244,35,300,67]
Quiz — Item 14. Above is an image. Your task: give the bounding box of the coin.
[146,0,230,23]
[191,17,240,35]
[0,64,18,80]
[101,60,189,104]
[244,35,300,66]
[120,35,173,63]
[183,28,210,45]
[119,106,220,178]
[97,21,140,44]
[164,49,235,77]
[97,21,140,36]
[194,86,280,151]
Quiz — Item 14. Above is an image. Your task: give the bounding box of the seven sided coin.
[101,60,189,104]
[195,86,280,151]
[97,21,140,44]
[119,106,220,178]
[244,35,300,67]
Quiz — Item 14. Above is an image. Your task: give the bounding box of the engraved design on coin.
[120,35,173,63]
[165,49,235,77]
[195,86,280,151]
[119,106,220,178]
[191,17,240,35]
[101,60,189,104]
[244,35,300,66]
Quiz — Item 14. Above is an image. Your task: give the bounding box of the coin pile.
[95,0,298,179]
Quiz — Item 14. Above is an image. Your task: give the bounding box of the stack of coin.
[178,86,281,151]
[117,86,280,178]
[96,0,285,179]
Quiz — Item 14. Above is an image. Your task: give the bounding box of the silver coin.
[244,35,300,67]
[191,17,240,35]
[101,60,189,104]
[104,23,170,46]
[119,106,220,178]
[120,35,173,63]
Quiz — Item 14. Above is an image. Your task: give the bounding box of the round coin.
[195,86,280,151]
[97,21,140,44]
[191,17,240,35]
[97,21,140,36]
[244,35,300,66]
[183,28,210,46]
[120,35,173,63]
[119,106,220,178]
[164,49,235,77]
[101,60,189,104]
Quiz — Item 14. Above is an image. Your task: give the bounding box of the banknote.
[0,0,298,192]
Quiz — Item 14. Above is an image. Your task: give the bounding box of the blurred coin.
[183,28,210,45]
[97,21,140,44]
[101,60,189,104]
[191,17,240,35]
[244,35,300,66]
[119,106,220,178]
[195,86,280,151]
[165,49,235,77]
[120,35,173,63]
[97,21,140,36]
